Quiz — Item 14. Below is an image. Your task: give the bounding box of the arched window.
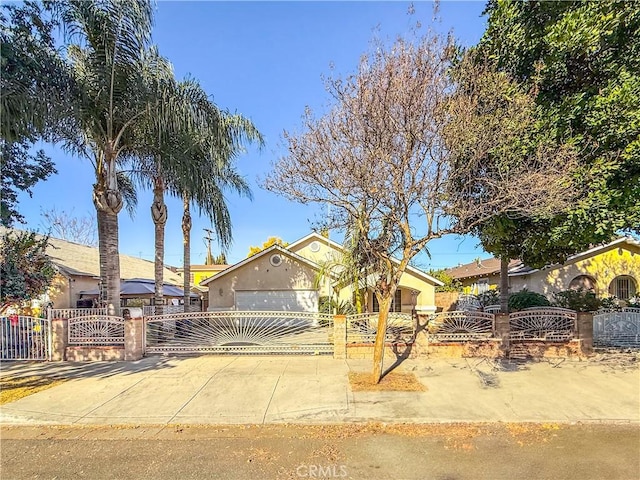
[608,276,637,300]
[568,275,596,292]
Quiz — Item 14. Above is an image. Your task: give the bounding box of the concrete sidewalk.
[1,354,638,426]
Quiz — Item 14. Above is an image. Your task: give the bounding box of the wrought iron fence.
[457,294,481,311]
[346,312,415,344]
[483,305,501,314]
[426,311,495,342]
[593,310,640,348]
[1,315,51,360]
[142,305,200,316]
[145,310,334,354]
[49,307,108,319]
[509,308,577,342]
[68,315,125,345]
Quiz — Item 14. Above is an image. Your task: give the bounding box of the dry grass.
[0,376,65,405]
[348,371,426,392]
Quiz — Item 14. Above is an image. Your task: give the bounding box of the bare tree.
[266,30,577,383]
[40,207,98,246]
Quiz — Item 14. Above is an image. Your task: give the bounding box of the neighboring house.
[2,228,189,309]
[445,258,521,295]
[444,236,640,302]
[509,237,640,301]
[176,264,229,288]
[200,232,443,314]
[77,278,199,308]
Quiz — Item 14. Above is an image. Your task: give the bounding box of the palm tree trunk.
[500,256,509,313]
[96,208,108,306]
[151,176,168,315]
[93,167,123,316]
[182,193,192,311]
[372,293,393,383]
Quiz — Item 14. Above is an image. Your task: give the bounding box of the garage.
[235,290,319,312]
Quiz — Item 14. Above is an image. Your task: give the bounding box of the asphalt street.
[2,423,639,480]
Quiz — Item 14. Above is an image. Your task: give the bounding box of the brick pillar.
[333,314,347,360]
[576,312,594,356]
[124,311,145,361]
[50,318,68,361]
[494,313,510,353]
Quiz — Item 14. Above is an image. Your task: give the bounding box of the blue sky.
[18,1,490,270]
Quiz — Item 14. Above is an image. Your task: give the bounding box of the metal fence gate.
[1,315,51,361]
[593,309,640,348]
[144,311,334,355]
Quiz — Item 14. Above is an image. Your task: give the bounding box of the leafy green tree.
[0,231,55,314]
[0,1,69,226]
[477,1,640,248]
[248,237,289,257]
[428,269,462,293]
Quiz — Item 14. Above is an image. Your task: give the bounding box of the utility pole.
[203,228,214,265]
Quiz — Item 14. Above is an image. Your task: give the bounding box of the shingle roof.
[1,228,184,285]
[445,257,521,280]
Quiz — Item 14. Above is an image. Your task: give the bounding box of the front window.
[372,289,402,313]
[609,276,637,300]
[569,275,596,292]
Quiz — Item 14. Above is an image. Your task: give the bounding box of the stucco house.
[2,228,192,309]
[444,236,639,302]
[201,232,442,314]
[509,237,639,301]
[444,257,521,295]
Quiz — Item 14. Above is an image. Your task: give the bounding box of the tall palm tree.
[53,0,154,314]
[175,109,263,309]
[132,74,262,313]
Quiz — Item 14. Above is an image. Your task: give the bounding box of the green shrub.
[552,288,601,312]
[508,289,551,311]
[475,289,500,308]
[319,296,356,315]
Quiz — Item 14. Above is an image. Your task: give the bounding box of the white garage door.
[235,290,318,312]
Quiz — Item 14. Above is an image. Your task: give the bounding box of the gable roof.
[446,257,522,280]
[1,227,184,285]
[199,244,326,286]
[288,231,444,286]
[508,236,640,277]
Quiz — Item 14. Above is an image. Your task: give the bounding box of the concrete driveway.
[1,353,638,425]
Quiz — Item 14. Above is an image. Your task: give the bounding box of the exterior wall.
[47,274,98,309]
[206,253,319,310]
[435,291,459,312]
[291,236,354,300]
[291,236,437,313]
[360,275,437,314]
[289,235,342,266]
[510,244,640,298]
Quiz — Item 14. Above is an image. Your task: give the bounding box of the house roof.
[273,231,443,287]
[176,264,229,272]
[508,236,640,277]
[444,236,640,280]
[79,278,198,297]
[199,244,326,286]
[1,227,184,285]
[445,257,522,280]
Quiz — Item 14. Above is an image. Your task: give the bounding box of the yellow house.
[200,232,443,314]
[445,258,521,295]
[176,264,228,288]
[509,237,639,301]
